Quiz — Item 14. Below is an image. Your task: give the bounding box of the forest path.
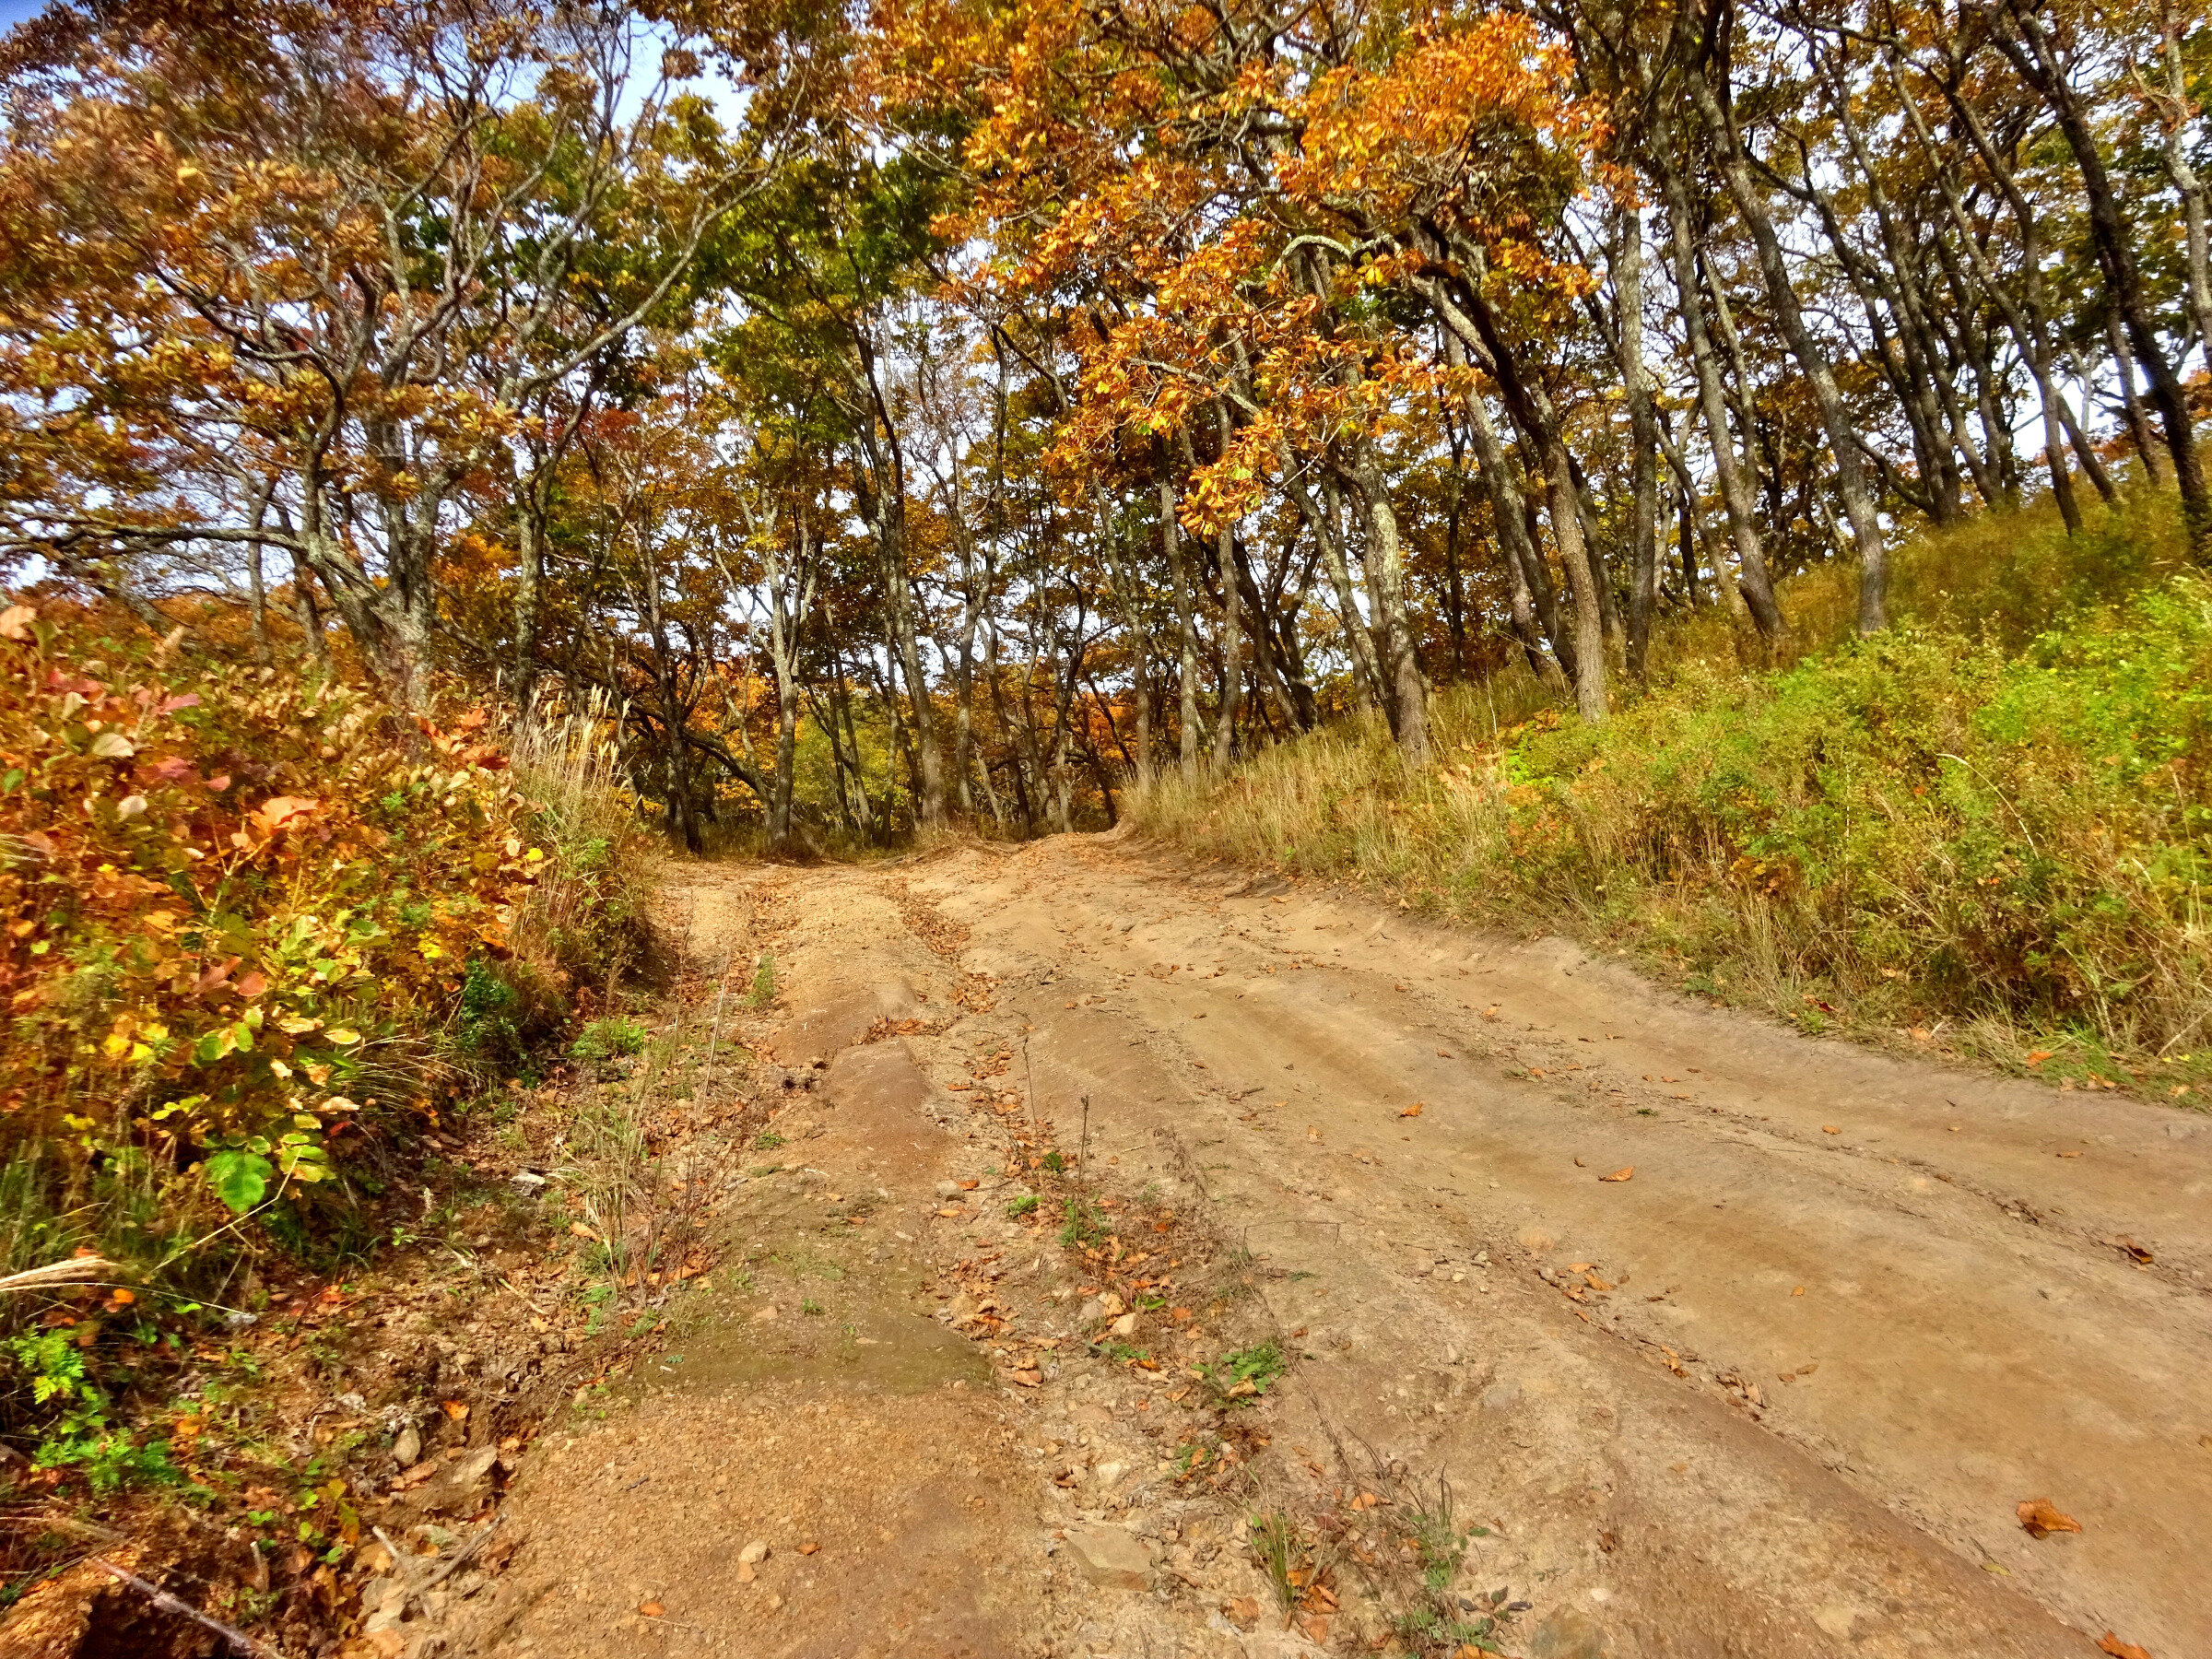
[455,832,2210,1659]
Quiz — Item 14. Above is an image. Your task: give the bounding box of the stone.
[1064,1524,1153,1591]
[393,1425,422,1468]
[1524,1606,1614,1659]
[1479,1380,1521,1412]
[935,1180,959,1198]
[416,1446,499,1516]
[1813,1605,1861,1639]
[1077,1298,1106,1325]
[1109,1312,1138,1338]
[738,1539,770,1565]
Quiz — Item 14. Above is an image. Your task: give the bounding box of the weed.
[747,953,778,1007]
[801,1298,824,1315]
[1041,1150,1067,1175]
[753,1131,786,1152]
[1248,1511,1301,1611]
[1005,1194,1040,1218]
[1058,1198,1108,1248]
[1196,1340,1286,1405]
[2,1330,183,1494]
[571,1017,647,1064]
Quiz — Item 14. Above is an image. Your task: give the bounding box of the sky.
[0,0,40,27]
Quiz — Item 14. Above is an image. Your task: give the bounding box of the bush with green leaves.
[571,1017,648,1065]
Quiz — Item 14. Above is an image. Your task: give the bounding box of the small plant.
[747,952,778,1007]
[1006,1194,1040,1218]
[571,1016,647,1064]
[1249,1510,1301,1611]
[801,1298,824,1315]
[1041,1149,1067,1175]
[1058,1197,1108,1247]
[752,1131,786,1151]
[3,1331,182,1494]
[1198,1341,1286,1404]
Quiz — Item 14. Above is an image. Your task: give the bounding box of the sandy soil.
[446,832,2211,1659]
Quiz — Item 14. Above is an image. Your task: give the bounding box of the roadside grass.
[1139,492,2212,1096]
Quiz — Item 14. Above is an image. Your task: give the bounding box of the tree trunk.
[1682,62,1888,630]
[1614,206,1661,680]
[1159,475,1204,782]
[1654,153,1789,647]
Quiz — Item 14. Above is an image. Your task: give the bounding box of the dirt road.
[453,832,2212,1659]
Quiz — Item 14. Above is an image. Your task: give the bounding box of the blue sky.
[0,0,41,27]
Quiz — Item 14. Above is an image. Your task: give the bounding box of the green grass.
[1140,492,2212,1092]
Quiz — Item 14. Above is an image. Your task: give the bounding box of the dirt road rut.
[456,833,2212,1659]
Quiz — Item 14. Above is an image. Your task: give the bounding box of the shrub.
[570,1017,647,1065]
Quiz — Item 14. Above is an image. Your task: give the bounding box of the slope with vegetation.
[1145,499,2212,1091]
[0,599,662,1627]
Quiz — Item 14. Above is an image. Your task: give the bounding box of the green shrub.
[571,1017,647,1064]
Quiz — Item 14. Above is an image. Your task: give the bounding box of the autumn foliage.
[0,605,612,1216]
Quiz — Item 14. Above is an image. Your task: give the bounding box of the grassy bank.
[1139,495,2212,1095]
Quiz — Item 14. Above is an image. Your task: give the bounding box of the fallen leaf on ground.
[935,1206,962,1218]
[2058,1150,2082,1158]
[2017,1498,2081,1538]
[2097,1633,2152,1659]
[640,1602,664,1618]
[797,1542,821,1556]
[1821,1124,1841,1134]
[1437,1049,1452,1057]
[1599,1167,1633,1182]
[1224,1596,1259,1630]
[1793,1286,1806,1296]
[2115,1236,2154,1265]
[2026,1049,2053,1065]
[568,1222,598,1241]
[1398,1103,1423,1118]
[441,1400,469,1421]
[1573,1156,1586,1167]
[1308,1127,1323,1141]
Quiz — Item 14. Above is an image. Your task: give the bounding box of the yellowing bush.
[0,606,569,1211]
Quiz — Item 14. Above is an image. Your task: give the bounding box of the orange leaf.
[2026,1049,2053,1066]
[1821,1124,1841,1135]
[2098,1634,2152,1659]
[1398,1102,1423,1118]
[2016,1498,2081,1538]
[640,1601,664,1618]
[797,1542,820,1556]
[441,1400,469,1422]
[250,795,319,835]
[1599,1167,1633,1182]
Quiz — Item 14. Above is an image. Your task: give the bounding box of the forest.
[1,0,2204,852]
